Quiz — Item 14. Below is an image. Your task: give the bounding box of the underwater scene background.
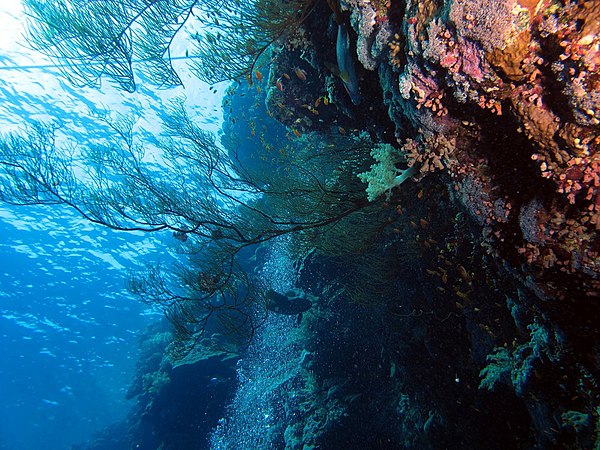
[1,0,599,449]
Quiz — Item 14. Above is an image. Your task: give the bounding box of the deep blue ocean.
[0,205,158,449]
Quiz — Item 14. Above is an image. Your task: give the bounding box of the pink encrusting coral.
[338,0,600,301]
[262,0,599,298]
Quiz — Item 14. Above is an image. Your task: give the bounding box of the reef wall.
[268,0,600,300]
[256,0,600,447]
[88,2,600,448]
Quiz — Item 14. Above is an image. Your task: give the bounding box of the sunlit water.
[0,3,227,449]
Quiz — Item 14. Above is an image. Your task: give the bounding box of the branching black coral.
[190,0,319,84]
[24,0,199,91]
[24,0,319,90]
[0,99,378,356]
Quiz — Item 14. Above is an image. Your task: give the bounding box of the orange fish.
[275,79,284,91]
[294,67,307,81]
[292,128,302,137]
[254,69,263,82]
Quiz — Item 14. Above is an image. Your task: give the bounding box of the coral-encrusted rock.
[487,30,532,81]
[266,0,600,447]
[340,0,394,70]
[512,96,560,152]
[337,0,600,298]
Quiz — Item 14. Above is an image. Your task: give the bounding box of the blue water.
[0,4,227,449]
[0,205,159,450]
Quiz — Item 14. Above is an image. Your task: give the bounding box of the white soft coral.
[358,143,416,201]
